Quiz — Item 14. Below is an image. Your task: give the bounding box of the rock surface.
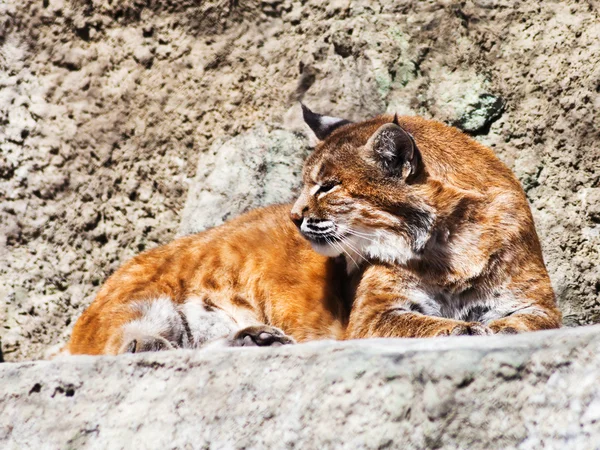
[3,326,600,449]
[179,126,310,235]
[1,0,599,361]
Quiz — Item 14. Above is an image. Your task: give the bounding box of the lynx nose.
[290,211,303,228]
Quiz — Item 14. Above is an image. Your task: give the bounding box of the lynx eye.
[317,181,338,195]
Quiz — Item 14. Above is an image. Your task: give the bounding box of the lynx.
[66,106,561,355]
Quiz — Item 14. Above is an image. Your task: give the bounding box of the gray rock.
[423,68,505,135]
[58,47,87,71]
[178,126,311,236]
[583,188,600,224]
[133,46,154,68]
[453,94,505,135]
[3,326,600,449]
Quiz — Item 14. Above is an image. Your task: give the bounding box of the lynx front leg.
[486,275,562,334]
[347,307,492,339]
[346,265,490,339]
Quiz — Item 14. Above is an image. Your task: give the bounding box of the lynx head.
[291,105,436,268]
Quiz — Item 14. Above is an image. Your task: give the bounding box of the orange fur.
[68,205,348,354]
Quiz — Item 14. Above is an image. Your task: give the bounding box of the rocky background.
[1,0,599,361]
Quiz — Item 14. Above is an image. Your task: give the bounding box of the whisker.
[342,228,380,246]
[333,230,372,267]
[345,231,378,244]
[342,238,372,267]
[344,227,373,237]
[345,228,378,239]
[337,242,360,270]
[327,235,359,270]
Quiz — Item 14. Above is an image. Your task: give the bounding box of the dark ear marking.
[393,113,400,126]
[301,103,352,141]
[367,123,421,181]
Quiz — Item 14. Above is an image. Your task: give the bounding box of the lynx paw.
[437,322,493,337]
[230,326,295,347]
[123,335,175,354]
[489,325,520,335]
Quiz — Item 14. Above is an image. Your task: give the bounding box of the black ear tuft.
[367,123,421,181]
[392,113,400,126]
[301,103,352,141]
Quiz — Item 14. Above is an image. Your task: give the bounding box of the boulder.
[179,126,310,236]
[2,326,600,449]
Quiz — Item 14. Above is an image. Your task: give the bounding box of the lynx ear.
[367,122,421,180]
[301,103,352,141]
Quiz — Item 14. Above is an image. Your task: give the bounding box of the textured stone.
[454,94,505,135]
[178,126,310,235]
[3,326,600,449]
